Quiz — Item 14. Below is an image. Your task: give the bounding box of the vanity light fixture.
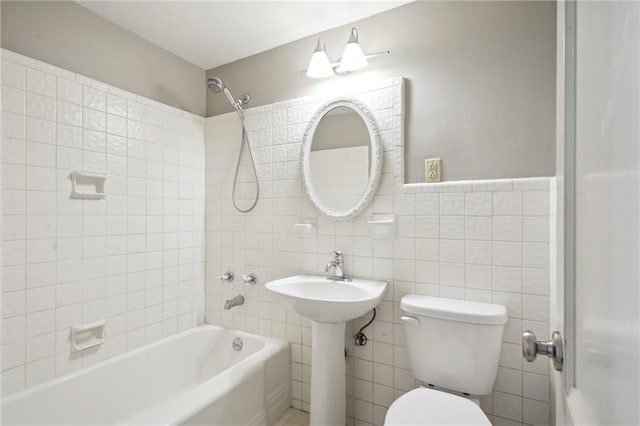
[337,28,368,73]
[306,38,334,78]
[304,27,388,78]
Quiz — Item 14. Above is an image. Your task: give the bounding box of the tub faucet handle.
[243,273,257,285]
[219,271,234,282]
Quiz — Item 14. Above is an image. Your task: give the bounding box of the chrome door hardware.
[243,273,257,285]
[522,330,564,371]
[218,271,234,282]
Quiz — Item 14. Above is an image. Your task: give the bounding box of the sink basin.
[265,275,387,323]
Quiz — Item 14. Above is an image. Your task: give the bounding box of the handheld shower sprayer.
[207,77,259,213]
[207,77,249,115]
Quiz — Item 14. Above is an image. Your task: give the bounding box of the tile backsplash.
[1,49,206,395]
[204,78,553,426]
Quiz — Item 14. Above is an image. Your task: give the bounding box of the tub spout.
[224,295,245,310]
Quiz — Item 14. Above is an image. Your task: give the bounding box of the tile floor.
[274,408,310,426]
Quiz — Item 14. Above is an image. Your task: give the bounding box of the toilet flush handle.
[401,315,421,326]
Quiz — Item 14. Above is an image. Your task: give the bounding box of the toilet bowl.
[384,388,490,425]
[384,295,507,425]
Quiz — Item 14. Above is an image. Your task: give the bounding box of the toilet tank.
[400,295,508,396]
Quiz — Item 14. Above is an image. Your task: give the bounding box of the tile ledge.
[399,176,554,193]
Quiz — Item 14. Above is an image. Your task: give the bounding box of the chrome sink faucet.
[325,250,352,282]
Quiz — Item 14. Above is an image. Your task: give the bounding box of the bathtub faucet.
[224,295,245,310]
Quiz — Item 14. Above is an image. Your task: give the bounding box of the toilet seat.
[384,388,491,425]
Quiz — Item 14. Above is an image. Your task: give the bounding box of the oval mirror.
[301,98,383,220]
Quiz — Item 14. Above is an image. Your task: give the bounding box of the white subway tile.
[523,398,550,426]
[26,68,55,97]
[493,241,522,267]
[2,86,26,114]
[465,216,492,240]
[3,112,26,140]
[494,367,522,395]
[440,239,464,263]
[83,86,106,111]
[493,216,523,242]
[25,333,55,362]
[2,366,26,395]
[493,191,523,215]
[523,268,549,296]
[2,341,26,371]
[465,240,492,265]
[493,391,523,422]
[3,60,27,90]
[26,92,55,121]
[465,192,492,215]
[83,108,106,132]
[57,78,82,105]
[523,242,549,269]
[439,193,464,215]
[25,356,55,387]
[440,216,464,239]
[492,266,522,293]
[26,117,55,144]
[464,264,492,289]
[415,193,439,215]
[522,294,549,322]
[2,291,26,319]
[523,191,550,216]
[56,100,82,127]
[523,216,549,242]
[415,216,439,238]
[440,262,464,286]
[523,372,549,402]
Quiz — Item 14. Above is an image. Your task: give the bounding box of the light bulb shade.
[338,28,368,73]
[306,39,334,78]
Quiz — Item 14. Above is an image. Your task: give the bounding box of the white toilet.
[385,295,508,425]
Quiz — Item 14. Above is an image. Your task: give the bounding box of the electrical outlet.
[425,158,442,182]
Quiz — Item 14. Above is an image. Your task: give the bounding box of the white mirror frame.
[301,97,383,220]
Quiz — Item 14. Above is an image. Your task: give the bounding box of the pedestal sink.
[266,275,387,426]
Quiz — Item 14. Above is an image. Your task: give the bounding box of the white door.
[552,1,640,425]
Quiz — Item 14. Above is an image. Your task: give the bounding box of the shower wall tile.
[1,49,206,396]
[205,77,553,426]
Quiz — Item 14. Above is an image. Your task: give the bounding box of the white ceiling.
[76,1,411,70]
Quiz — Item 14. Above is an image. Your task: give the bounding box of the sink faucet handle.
[330,250,344,262]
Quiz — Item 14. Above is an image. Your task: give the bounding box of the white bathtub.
[2,325,290,426]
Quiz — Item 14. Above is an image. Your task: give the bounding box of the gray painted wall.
[206,1,557,182]
[1,1,205,115]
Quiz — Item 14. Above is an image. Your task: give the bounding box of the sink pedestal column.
[310,320,346,426]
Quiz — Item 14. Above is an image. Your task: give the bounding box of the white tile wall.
[1,49,206,395]
[205,78,552,426]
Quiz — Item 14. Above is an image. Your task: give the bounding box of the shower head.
[207,77,225,94]
[206,76,249,114]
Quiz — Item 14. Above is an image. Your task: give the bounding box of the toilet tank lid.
[401,295,508,325]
